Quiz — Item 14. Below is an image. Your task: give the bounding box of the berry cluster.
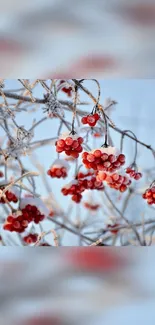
[97,171,131,192]
[4,214,29,233]
[0,171,4,178]
[107,224,120,235]
[23,233,38,244]
[0,188,18,204]
[61,180,85,203]
[82,147,126,172]
[81,113,100,127]
[47,159,69,179]
[84,202,100,211]
[22,204,45,224]
[126,167,142,180]
[56,135,84,158]
[3,205,45,233]
[143,186,155,205]
[62,175,104,203]
[59,80,72,97]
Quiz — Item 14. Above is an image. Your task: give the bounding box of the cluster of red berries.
[21,204,45,224]
[78,171,104,191]
[107,224,120,235]
[4,214,29,233]
[126,167,142,180]
[56,135,83,158]
[47,159,70,179]
[47,166,68,179]
[3,204,45,233]
[59,80,72,97]
[82,148,126,172]
[0,188,18,204]
[0,171,4,178]
[142,186,155,205]
[84,202,100,211]
[61,180,85,203]
[81,113,100,127]
[97,171,131,192]
[23,233,38,244]
[62,174,104,203]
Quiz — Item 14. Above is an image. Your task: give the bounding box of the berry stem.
[150,180,155,188]
[71,85,78,134]
[91,79,101,104]
[101,110,109,147]
[121,130,138,163]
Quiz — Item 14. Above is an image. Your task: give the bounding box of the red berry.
[113,161,121,168]
[148,198,154,205]
[65,150,72,156]
[87,116,96,124]
[94,150,102,158]
[87,154,95,162]
[134,173,142,180]
[56,146,64,153]
[4,224,12,231]
[126,168,132,174]
[71,151,79,158]
[106,175,113,183]
[118,154,126,163]
[82,152,88,159]
[65,137,74,146]
[103,161,111,168]
[21,220,29,228]
[78,137,84,144]
[81,117,88,124]
[7,216,14,223]
[76,145,83,153]
[120,185,127,192]
[112,173,119,181]
[101,153,108,161]
[72,140,79,149]
[57,139,65,148]
[93,113,100,121]
[89,122,96,127]
[13,221,21,229]
[109,155,116,163]
[146,190,152,198]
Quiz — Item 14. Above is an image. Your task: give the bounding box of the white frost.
[20,197,49,217]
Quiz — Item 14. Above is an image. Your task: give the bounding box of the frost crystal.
[44,92,64,117]
[0,107,14,120]
[5,127,34,159]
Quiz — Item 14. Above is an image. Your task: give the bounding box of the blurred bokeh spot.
[0,0,155,77]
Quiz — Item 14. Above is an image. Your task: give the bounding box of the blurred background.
[0,248,155,325]
[0,0,155,77]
